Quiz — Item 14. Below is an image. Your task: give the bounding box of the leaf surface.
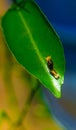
[1,1,65,98]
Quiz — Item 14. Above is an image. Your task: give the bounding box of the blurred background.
[0,0,76,130]
[35,0,76,129]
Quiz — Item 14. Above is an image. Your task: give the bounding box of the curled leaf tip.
[52,78,61,98]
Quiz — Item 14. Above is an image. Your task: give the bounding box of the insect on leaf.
[1,0,65,98]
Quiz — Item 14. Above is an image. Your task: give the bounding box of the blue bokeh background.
[35,0,76,129]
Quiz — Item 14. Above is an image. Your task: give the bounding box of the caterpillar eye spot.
[46,56,60,80]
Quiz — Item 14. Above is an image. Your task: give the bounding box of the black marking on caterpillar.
[46,56,60,80]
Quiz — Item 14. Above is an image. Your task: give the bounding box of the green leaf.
[1,1,65,98]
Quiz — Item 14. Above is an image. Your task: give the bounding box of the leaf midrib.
[18,11,49,75]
